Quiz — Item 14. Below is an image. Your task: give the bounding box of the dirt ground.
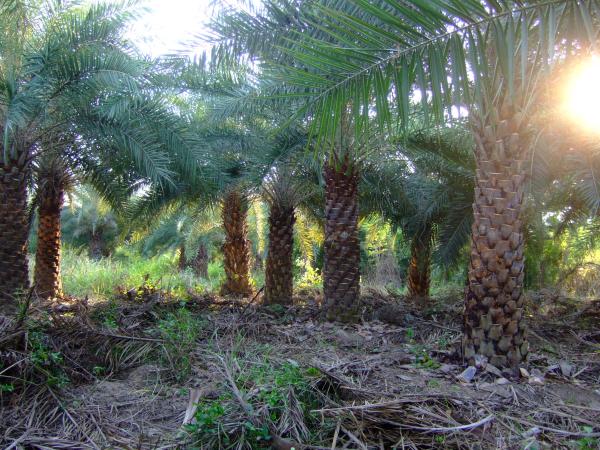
[1,289,600,449]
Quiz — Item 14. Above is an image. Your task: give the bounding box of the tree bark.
[407,224,432,299]
[264,203,295,305]
[34,181,65,300]
[323,158,360,322]
[192,244,209,278]
[220,189,253,297]
[463,110,529,369]
[178,244,187,271]
[0,156,31,305]
[89,234,103,260]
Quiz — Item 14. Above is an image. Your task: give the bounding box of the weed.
[0,383,15,393]
[409,344,441,370]
[185,359,330,449]
[572,427,599,449]
[92,366,106,376]
[157,308,203,380]
[427,379,441,388]
[28,331,69,388]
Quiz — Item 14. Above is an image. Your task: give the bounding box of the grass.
[60,247,225,300]
[157,308,205,380]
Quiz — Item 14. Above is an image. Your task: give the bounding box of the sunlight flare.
[565,58,600,132]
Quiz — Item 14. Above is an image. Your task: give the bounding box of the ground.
[1,289,600,449]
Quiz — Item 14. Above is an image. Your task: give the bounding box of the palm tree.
[220,187,253,296]
[139,205,223,276]
[32,152,73,299]
[210,0,600,366]
[0,2,157,303]
[61,187,120,260]
[262,163,310,305]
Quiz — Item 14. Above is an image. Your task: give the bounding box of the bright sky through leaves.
[126,0,213,57]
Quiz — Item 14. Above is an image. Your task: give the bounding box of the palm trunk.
[192,244,209,278]
[0,156,31,304]
[323,158,360,322]
[264,203,295,305]
[407,224,432,299]
[89,233,103,260]
[178,244,187,271]
[220,189,253,296]
[463,111,529,369]
[34,182,65,300]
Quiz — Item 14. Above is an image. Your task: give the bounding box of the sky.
[126,0,215,57]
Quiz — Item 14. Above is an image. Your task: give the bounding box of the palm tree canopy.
[209,0,600,149]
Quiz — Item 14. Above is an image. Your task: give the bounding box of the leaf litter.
[1,288,599,449]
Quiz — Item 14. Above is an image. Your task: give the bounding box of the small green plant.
[409,344,441,370]
[28,331,69,388]
[573,427,598,449]
[427,379,441,388]
[0,383,15,393]
[92,366,106,376]
[185,360,329,449]
[92,298,120,329]
[157,308,203,380]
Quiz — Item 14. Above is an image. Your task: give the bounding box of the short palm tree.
[61,186,121,260]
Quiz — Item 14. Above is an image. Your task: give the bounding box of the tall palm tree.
[211,0,600,366]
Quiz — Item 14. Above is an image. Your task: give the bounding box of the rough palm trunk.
[323,158,360,322]
[407,224,432,299]
[463,109,529,369]
[264,203,295,305]
[178,244,187,271]
[220,189,253,297]
[192,244,209,278]
[89,233,103,260]
[34,182,65,300]
[0,156,31,304]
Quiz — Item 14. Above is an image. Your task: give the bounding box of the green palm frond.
[210,0,600,147]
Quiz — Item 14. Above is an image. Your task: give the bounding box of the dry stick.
[239,286,265,318]
[4,430,30,450]
[503,415,600,438]
[93,330,164,343]
[570,330,600,349]
[340,427,367,450]
[403,414,495,433]
[330,420,341,450]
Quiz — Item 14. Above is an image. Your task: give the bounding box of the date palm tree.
[32,152,72,299]
[60,186,121,260]
[210,0,600,365]
[0,2,161,303]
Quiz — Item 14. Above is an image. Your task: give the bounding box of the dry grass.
[1,289,599,449]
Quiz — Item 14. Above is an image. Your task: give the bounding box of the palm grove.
[1,0,599,374]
